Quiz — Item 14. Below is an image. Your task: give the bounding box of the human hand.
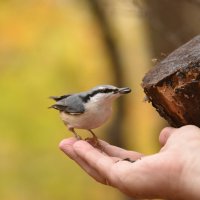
[59,125,200,199]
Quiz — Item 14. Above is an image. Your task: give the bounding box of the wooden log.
[142,35,200,127]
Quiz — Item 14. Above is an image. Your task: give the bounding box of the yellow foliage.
[0,1,163,200]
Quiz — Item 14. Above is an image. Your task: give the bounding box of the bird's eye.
[103,88,109,93]
[113,89,118,93]
[99,88,117,93]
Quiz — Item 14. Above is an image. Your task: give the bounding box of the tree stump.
[142,35,200,127]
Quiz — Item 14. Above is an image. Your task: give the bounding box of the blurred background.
[0,0,200,200]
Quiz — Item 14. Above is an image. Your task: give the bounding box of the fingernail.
[59,138,76,150]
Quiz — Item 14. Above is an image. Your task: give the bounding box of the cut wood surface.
[142,35,200,127]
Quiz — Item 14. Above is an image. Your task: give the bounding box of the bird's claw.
[75,135,82,140]
[85,137,103,151]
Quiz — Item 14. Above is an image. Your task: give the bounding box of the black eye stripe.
[80,88,118,102]
[93,88,118,94]
[100,88,114,93]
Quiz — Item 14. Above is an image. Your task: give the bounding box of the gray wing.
[50,95,85,114]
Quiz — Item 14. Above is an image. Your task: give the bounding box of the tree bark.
[142,35,200,127]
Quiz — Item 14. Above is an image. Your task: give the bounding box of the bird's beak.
[118,87,131,94]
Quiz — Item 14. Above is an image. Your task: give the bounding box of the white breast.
[60,101,113,130]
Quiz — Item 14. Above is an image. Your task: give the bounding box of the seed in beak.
[118,87,131,94]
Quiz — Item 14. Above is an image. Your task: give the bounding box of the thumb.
[159,127,176,146]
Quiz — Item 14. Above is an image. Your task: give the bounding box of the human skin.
[59,125,200,199]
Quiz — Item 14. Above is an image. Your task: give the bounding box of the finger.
[159,127,176,146]
[99,140,143,160]
[59,138,106,184]
[73,140,117,185]
[59,137,77,153]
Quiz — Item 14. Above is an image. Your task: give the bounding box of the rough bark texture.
[142,35,200,127]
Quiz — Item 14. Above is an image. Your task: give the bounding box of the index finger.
[99,140,143,160]
[73,140,118,184]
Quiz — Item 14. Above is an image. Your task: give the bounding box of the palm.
[59,125,200,199]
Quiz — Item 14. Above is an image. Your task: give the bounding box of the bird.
[49,85,131,142]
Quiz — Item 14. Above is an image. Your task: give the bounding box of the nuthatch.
[49,85,131,141]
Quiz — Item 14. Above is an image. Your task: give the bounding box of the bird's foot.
[69,128,82,140]
[75,134,82,140]
[85,130,102,150]
[85,137,102,150]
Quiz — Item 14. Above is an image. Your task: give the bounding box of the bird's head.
[82,85,131,105]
